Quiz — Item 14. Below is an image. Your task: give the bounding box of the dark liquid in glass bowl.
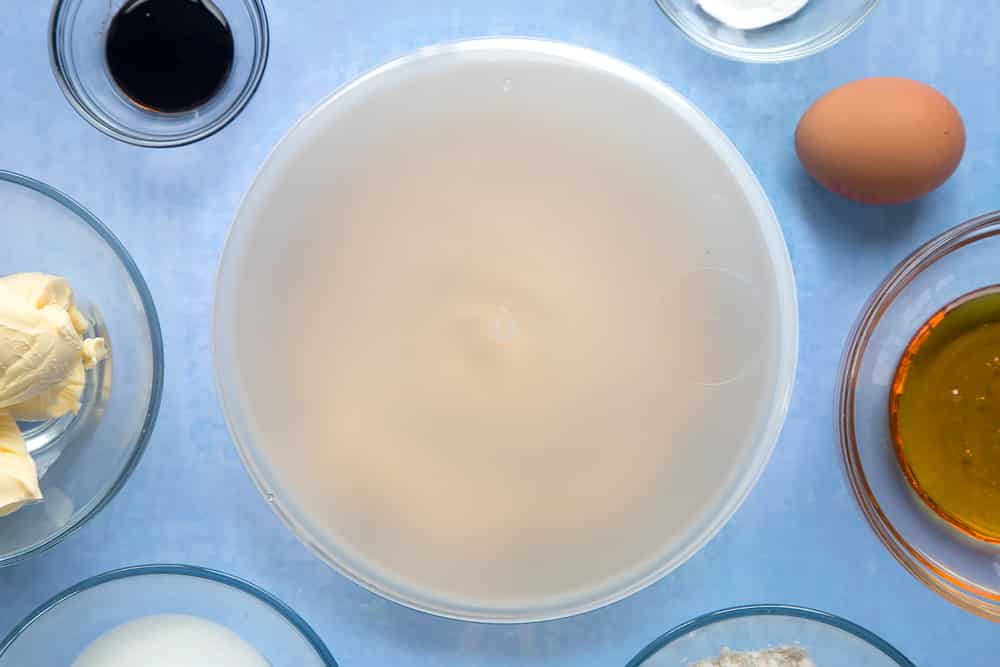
[105,0,235,113]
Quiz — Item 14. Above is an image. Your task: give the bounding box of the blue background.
[1,1,997,665]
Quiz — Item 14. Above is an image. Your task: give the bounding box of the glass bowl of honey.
[838,211,1000,622]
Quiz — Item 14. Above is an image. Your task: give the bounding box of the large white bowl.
[214,39,798,622]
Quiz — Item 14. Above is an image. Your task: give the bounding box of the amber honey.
[890,286,1000,542]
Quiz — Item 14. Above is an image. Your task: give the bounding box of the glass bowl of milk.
[0,564,337,666]
[215,39,798,622]
[656,0,880,63]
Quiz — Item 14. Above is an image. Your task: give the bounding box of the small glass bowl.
[50,0,269,147]
[0,171,163,567]
[655,0,880,63]
[0,564,338,665]
[627,605,914,666]
[838,212,1000,622]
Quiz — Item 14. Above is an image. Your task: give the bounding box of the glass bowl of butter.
[655,0,881,63]
[628,605,914,667]
[0,170,163,566]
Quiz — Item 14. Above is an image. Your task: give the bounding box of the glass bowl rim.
[48,0,270,148]
[213,37,799,624]
[0,563,339,665]
[654,0,882,64]
[837,210,1000,622]
[625,604,915,666]
[0,169,164,568]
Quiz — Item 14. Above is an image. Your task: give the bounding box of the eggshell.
[795,77,965,205]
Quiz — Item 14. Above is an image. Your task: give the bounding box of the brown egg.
[795,77,965,205]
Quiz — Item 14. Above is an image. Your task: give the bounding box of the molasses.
[105,0,235,113]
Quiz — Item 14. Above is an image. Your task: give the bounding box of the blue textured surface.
[0,2,996,665]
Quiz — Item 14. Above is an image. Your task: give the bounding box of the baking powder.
[695,0,810,30]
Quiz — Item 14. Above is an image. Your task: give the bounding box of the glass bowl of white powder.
[0,564,338,666]
[655,0,881,63]
[627,605,914,666]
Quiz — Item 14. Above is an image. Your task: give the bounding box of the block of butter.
[0,273,107,516]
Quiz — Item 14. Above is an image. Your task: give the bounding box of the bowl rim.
[213,37,799,623]
[837,210,1000,622]
[48,0,270,148]
[0,563,339,664]
[625,604,915,666]
[0,169,164,568]
[654,0,882,64]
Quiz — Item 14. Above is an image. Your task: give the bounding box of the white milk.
[276,140,706,599]
[220,44,788,616]
[73,614,269,667]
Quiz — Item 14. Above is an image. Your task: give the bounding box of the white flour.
[691,646,816,667]
[695,0,810,30]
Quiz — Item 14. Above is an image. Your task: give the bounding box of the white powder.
[73,615,269,667]
[691,646,816,667]
[694,0,810,30]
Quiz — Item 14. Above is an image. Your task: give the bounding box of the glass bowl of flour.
[655,0,881,63]
[0,565,337,666]
[627,605,914,667]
